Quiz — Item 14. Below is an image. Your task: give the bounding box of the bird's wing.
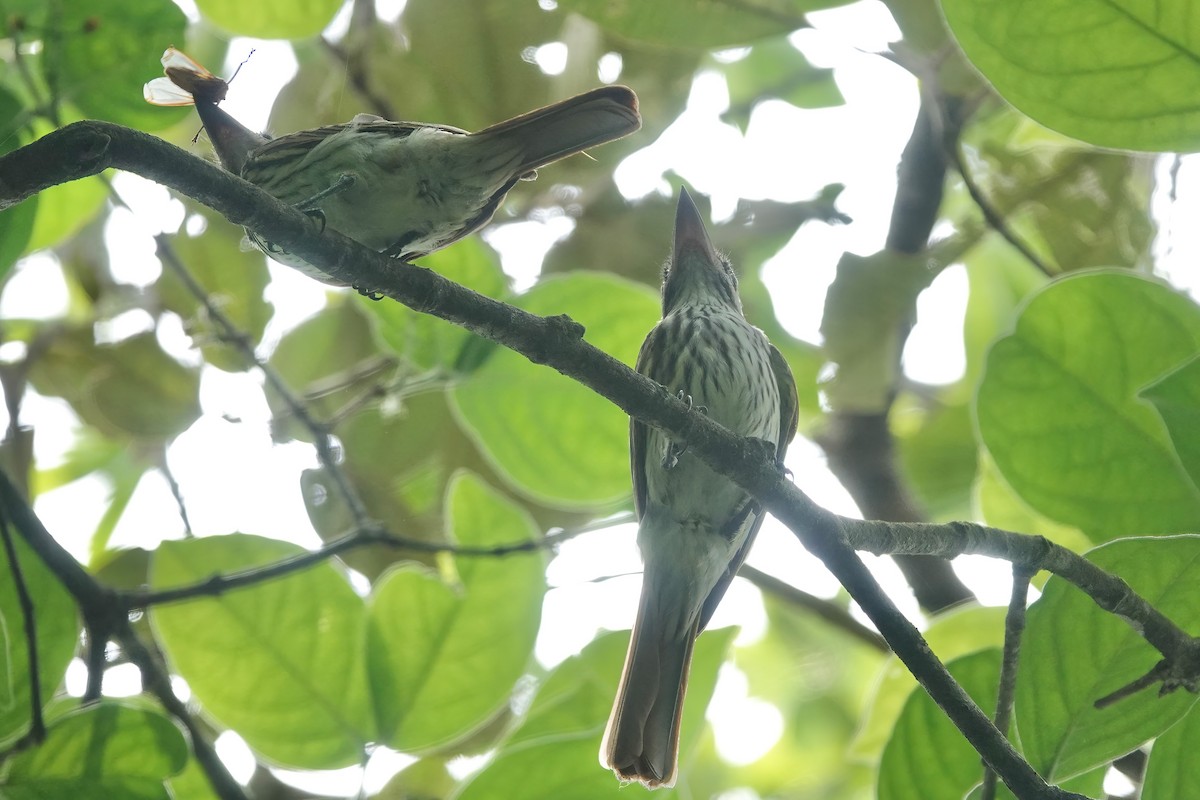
[697,341,799,632]
[629,324,669,522]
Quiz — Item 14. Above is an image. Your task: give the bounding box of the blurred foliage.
[2,0,1200,799]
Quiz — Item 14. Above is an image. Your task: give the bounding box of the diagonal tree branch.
[0,508,45,755]
[2,120,1186,798]
[0,470,248,800]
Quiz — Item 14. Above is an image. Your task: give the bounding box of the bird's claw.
[661,390,708,469]
[304,207,327,233]
[298,173,357,214]
[355,286,384,301]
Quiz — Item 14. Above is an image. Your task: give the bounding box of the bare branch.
[119,522,589,610]
[0,509,45,754]
[740,565,888,652]
[982,565,1034,800]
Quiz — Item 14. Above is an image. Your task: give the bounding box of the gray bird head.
[661,187,742,316]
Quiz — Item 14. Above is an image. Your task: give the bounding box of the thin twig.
[155,446,194,538]
[982,565,1033,800]
[0,508,46,751]
[740,565,888,652]
[946,143,1055,277]
[121,520,597,610]
[154,233,374,528]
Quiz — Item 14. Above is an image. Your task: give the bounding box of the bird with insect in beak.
[144,47,641,292]
[601,187,799,788]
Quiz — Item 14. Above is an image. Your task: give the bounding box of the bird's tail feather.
[601,571,695,789]
[475,85,640,176]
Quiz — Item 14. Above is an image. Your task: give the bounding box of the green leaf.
[896,400,978,521]
[28,330,202,441]
[1141,355,1200,491]
[2,702,187,800]
[961,235,1048,391]
[878,649,1000,800]
[720,37,842,130]
[974,455,1092,557]
[821,251,935,413]
[369,472,545,751]
[964,111,1156,273]
[24,126,107,252]
[150,534,373,768]
[558,0,817,49]
[157,209,274,373]
[166,756,223,800]
[56,0,189,130]
[456,628,736,800]
[851,605,1006,761]
[0,535,80,747]
[1141,703,1200,800]
[450,272,659,508]
[0,85,36,278]
[1016,535,1200,782]
[266,299,390,442]
[940,0,1200,151]
[363,238,508,371]
[975,271,1200,539]
[196,0,342,39]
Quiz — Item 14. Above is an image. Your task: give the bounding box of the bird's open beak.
[672,187,720,268]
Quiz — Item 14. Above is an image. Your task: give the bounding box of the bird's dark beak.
[194,102,269,175]
[672,187,719,268]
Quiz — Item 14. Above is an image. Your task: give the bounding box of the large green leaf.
[455,628,736,800]
[196,0,341,38]
[975,271,1200,538]
[391,0,564,131]
[821,250,935,413]
[2,702,187,800]
[27,330,201,441]
[0,536,80,746]
[56,0,188,130]
[1016,536,1200,782]
[266,299,391,442]
[940,0,1200,151]
[896,400,978,521]
[363,238,509,372]
[1141,355,1200,492]
[450,272,659,508]
[150,535,373,768]
[558,0,832,48]
[878,650,1001,800]
[720,36,843,130]
[1141,703,1200,800]
[0,85,36,278]
[851,605,1006,761]
[961,235,1048,391]
[963,111,1156,274]
[157,209,274,373]
[368,472,546,751]
[23,125,107,253]
[974,455,1093,557]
